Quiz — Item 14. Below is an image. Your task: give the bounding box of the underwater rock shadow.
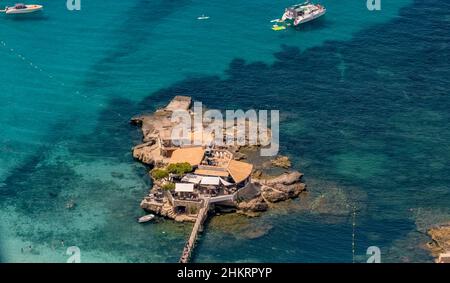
[69,97,143,161]
[0,119,77,200]
[83,0,191,88]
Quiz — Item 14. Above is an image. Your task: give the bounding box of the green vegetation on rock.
[162,182,175,191]
[167,162,193,175]
[151,168,169,180]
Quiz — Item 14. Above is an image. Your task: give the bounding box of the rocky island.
[130,96,306,262]
[426,223,450,263]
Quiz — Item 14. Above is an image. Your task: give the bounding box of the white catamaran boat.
[2,3,43,14]
[281,2,326,26]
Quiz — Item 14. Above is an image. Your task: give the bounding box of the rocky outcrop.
[270,155,291,169]
[254,171,306,203]
[233,152,247,160]
[236,195,269,217]
[258,171,303,186]
[140,198,164,215]
[275,182,306,198]
[426,224,450,258]
[131,96,192,143]
[260,186,288,202]
[132,141,160,165]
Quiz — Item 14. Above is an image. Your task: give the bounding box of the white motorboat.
[3,3,43,14]
[138,214,155,223]
[281,2,326,26]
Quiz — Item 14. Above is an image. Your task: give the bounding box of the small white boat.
[197,14,209,20]
[138,214,155,223]
[3,4,43,14]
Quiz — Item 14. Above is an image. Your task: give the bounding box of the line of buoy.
[352,204,356,263]
[0,39,126,119]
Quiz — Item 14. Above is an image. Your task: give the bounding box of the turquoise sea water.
[1,0,449,262]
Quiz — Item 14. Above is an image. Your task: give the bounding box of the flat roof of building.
[169,146,205,166]
[194,168,229,177]
[194,160,253,183]
[175,183,194,192]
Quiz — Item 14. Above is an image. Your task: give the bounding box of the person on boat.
[15,4,27,9]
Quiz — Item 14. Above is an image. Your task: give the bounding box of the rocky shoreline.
[426,223,450,262]
[131,96,307,221]
[234,171,306,217]
[233,171,306,216]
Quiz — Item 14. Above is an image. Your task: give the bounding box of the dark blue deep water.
[0,0,449,262]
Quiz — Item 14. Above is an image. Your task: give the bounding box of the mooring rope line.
[0,39,125,120]
[352,204,356,263]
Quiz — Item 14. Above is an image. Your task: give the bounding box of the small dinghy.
[197,14,209,20]
[138,214,155,223]
[2,4,43,14]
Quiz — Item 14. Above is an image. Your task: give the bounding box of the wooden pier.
[179,197,210,263]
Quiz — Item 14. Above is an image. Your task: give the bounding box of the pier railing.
[209,194,234,203]
[179,197,210,263]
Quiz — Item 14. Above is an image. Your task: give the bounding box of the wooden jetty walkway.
[179,197,210,263]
